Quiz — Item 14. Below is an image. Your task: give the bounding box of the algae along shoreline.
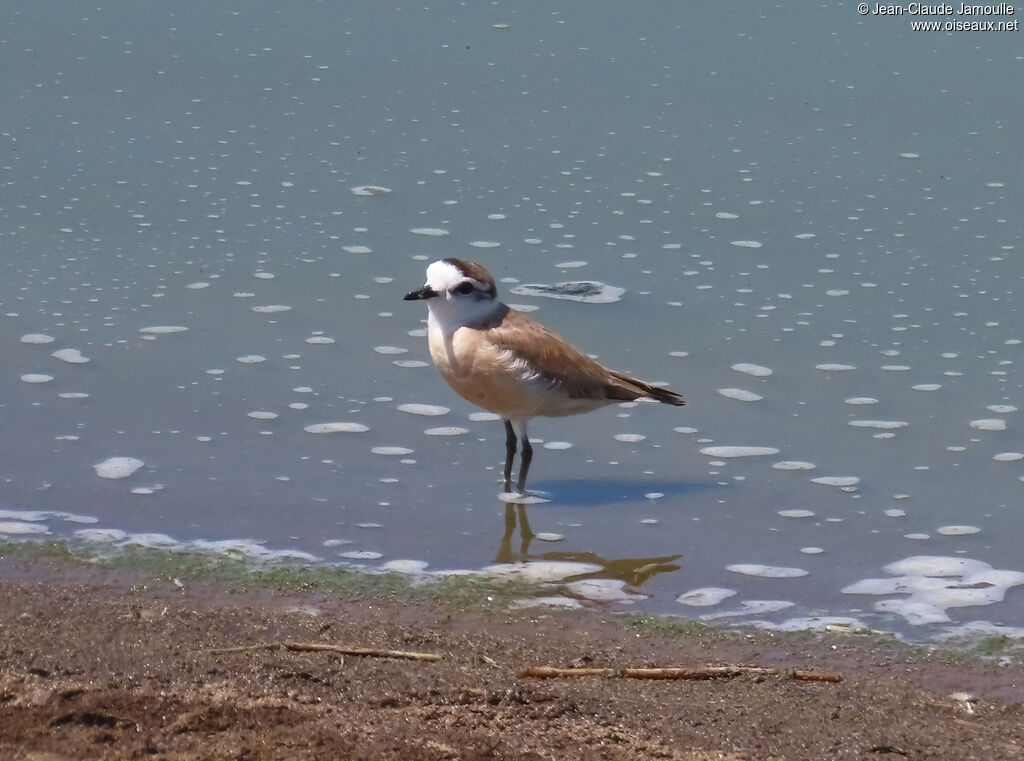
[2,544,1024,760]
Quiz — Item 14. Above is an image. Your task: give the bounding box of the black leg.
[503,419,517,492]
[516,435,533,492]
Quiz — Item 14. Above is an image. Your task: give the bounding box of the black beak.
[403,285,438,301]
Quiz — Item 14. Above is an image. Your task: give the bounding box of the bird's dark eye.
[454,281,475,295]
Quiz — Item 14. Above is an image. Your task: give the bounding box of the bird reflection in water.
[496,503,682,588]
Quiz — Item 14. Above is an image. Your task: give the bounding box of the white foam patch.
[542,441,573,450]
[994,452,1024,462]
[936,525,980,536]
[251,305,292,313]
[731,363,772,377]
[778,509,815,518]
[93,456,144,479]
[20,333,55,344]
[51,348,90,363]
[726,564,809,578]
[614,433,647,443]
[986,404,1017,414]
[246,411,278,420]
[371,446,414,456]
[339,550,383,560]
[380,559,429,574]
[0,521,49,535]
[970,419,1006,431]
[700,446,779,458]
[469,412,502,422]
[397,403,450,416]
[845,397,879,405]
[469,241,501,248]
[675,587,736,607]
[189,538,319,562]
[74,528,128,543]
[534,532,565,542]
[800,547,824,554]
[393,359,429,368]
[843,555,1024,626]
[374,346,407,354]
[306,336,335,345]
[912,384,942,392]
[811,476,859,487]
[139,326,189,334]
[351,185,391,196]
[568,579,647,603]
[424,427,468,436]
[730,240,763,249]
[816,363,857,371]
[20,374,53,383]
[772,461,816,470]
[409,227,450,236]
[848,420,908,429]
[483,561,603,583]
[554,260,587,268]
[497,492,551,505]
[304,422,369,433]
[236,354,266,363]
[342,245,373,254]
[718,388,763,402]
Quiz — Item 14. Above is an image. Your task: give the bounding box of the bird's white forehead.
[426,259,473,291]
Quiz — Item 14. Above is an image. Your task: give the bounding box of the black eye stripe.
[454,281,475,295]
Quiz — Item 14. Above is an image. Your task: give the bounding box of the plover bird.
[404,258,685,493]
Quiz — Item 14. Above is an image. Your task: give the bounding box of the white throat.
[426,294,502,336]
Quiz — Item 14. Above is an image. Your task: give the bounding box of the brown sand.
[1,560,1022,760]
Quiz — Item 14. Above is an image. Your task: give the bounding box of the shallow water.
[2,2,1022,641]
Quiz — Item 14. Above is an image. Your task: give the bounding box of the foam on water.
[700,446,779,458]
[304,422,369,433]
[675,587,737,607]
[810,476,859,487]
[717,388,763,402]
[969,419,1006,431]
[93,457,145,479]
[138,326,189,334]
[731,363,772,377]
[20,334,55,344]
[51,348,90,363]
[843,556,1024,626]
[397,403,450,416]
[848,420,908,430]
[726,564,809,578]
[567,579,646,603]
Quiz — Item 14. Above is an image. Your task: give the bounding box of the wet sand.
[1,556,1023,761]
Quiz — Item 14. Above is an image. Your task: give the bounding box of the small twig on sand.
[518,665,841,683]
[207,641,442,661]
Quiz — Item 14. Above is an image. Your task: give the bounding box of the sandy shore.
[1,553,1023,761]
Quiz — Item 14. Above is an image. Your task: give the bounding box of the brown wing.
[483,307,685,406]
